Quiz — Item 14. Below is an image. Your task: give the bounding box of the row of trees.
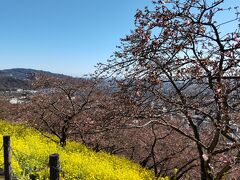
[1,0,240,179]
[96,0,240,179]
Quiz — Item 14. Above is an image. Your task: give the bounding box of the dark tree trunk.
[60,126,68,147]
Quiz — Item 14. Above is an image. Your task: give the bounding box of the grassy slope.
[0,120,167,180]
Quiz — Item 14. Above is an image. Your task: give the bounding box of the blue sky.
[0,0,239,76]
[0,0,152,76]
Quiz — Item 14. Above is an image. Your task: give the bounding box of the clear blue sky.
[0,0,152,76]
[0,0,238,76]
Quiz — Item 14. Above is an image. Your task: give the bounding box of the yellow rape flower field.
[0,120,169,180]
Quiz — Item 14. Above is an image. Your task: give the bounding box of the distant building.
[9,98,24,104]
[17,89,23,93]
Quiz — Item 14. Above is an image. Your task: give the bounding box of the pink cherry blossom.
[202,154,209,161]
[185,20,191,25]
[235,37,240,42]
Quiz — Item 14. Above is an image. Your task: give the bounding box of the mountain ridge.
[0,68,70,91]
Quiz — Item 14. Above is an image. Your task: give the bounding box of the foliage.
[26,75,100,147]
[0,120,166,180]
[97,0,240,179]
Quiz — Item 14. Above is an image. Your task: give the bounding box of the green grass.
[0,120,168,180]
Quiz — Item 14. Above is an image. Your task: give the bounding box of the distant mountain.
[0,76,30,91]
[0,68,67,80]
[0,68,69,91]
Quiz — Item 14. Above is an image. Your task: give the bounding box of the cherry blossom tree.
[25,75,100,147]
[97,0,240,179]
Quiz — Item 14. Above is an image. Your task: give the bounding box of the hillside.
[0,120,164,180]
[0,76,30,91]
[0,68,69,91]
